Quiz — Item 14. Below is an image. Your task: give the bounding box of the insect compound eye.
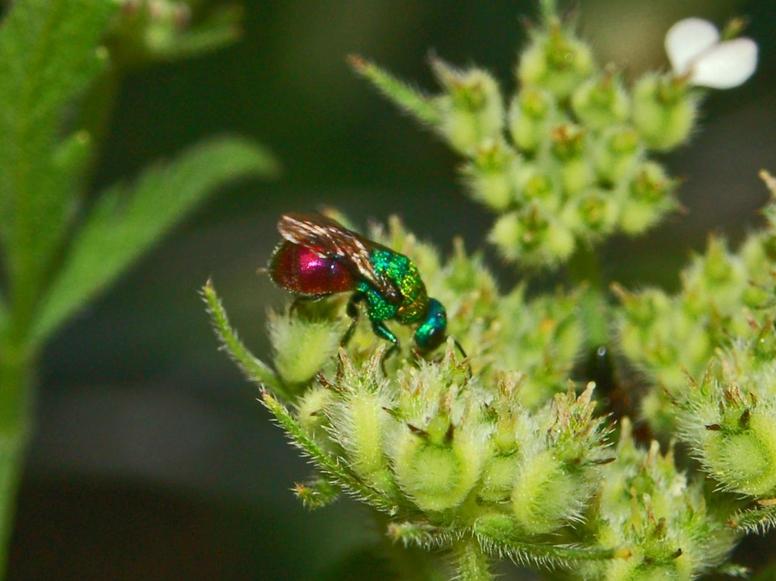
[413,298,448,353]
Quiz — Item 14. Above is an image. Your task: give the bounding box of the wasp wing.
[277,213,401,303]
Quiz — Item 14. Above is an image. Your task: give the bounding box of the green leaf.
[0,0,116,321]
[728,503,776,535]
[349,55,441,126]
[292,476,339,510]
[31,137,278,344]
[201,278,286,398]
[261,389,402,516]
[155,5,244,62]
[473,518,617,570]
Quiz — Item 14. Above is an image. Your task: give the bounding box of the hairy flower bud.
[463,140,521,211]
[489,208,575,266]
[268,309,348,385]
[571,72,630,130]
[518,24,595,99]
[508,87,557,154]
[433,61,505,154]
[632,74,698,151]
[591,126,643,186]
[618,161,676,234]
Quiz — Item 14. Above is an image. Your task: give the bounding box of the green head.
[413,298,447,352]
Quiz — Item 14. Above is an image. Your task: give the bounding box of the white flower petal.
[665,17,720,75]
[690,38,758,89]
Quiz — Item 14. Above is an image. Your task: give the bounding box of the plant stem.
[0,337,33,575]
[568,244,609,351]
[453,539,492,581]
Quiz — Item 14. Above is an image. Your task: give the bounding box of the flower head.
[665,17,757,89]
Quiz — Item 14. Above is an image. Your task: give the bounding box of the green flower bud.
[511,451,585,534]
[571,72,630,130]
[514,165,561,212]
[340,391,397,494]
[592,126,643,185]
[563,189,619,237]
[632,74,698,151]
[682,237,747,314]
[392,424,486,512]
[618,162,676,235]
[433,60,505,154]
[508,87,557,154]
[704,414,776,496]
[325,350,398,494]
[550,123,594,195]
[489,208,576,266]
[463,140,521,211]
[518,24,595,99]
[268,310,348,385]
[297,385,334,436]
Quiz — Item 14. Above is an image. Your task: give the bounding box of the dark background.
[9,0,776,579]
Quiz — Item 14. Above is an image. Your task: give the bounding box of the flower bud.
[682,237,747,314]
[433,60,505,154]
[508,87,557,154]
[518,24,595,99]
[326,350,398,494]
[489,208,576,266]
[513,165,561,212]
[591,126,643,186]
[511,451,586,534]
[632,74,698,151]
[297,385,334,436]
[392,423,486,512]
[550,123,594,195]
[563,189,619,237]
[618,162,676,234]
[268,309,348,385]
[571,72,630,130]
[463,140,521,211]
[703,411,776,496]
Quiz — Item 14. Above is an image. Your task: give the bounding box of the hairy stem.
[453,539,492,581]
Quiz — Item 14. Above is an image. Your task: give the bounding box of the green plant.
[206,1,775,578]
[0,0,275,574]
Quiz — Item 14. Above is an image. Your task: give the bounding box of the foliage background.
[7,0,775,578]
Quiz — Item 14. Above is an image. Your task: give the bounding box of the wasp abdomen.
[269,241,356,297]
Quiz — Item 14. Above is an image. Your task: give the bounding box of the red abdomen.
[269,242,356,297]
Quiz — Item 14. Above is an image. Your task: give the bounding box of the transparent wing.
[277,213,401,302]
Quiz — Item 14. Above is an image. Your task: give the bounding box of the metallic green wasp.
[268,213,448,353]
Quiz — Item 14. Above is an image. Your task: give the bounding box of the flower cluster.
[352,10,755,268]
[203,3,768,579]
[205,214,747,580]
[575,419,738,581]
[616,173,776,433]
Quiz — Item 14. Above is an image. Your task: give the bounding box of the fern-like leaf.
[349,55,441,126]
[201,279,286,397]
[728,503,776,535]
[261,389,403,516]
[473,520,617,570]
[0,0,116,318]
[31,137,277,344]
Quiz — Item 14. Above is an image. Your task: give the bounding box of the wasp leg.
[453,338,473,380]
[371,320,399,375]
[341,293,366,346]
